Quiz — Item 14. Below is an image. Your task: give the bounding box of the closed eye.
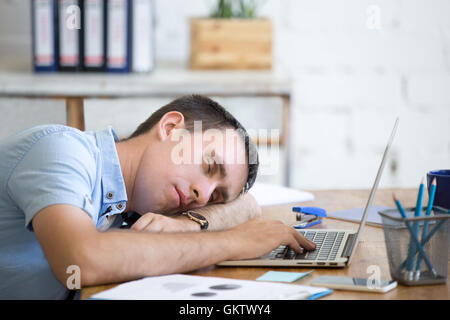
[209,189,225,204]
[209,192,216,203]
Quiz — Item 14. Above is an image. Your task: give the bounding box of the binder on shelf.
[83,0,105,71]
[106,0,131,72]
[32,0,58,72]
[131,0,155,73]
[58,0,83,71]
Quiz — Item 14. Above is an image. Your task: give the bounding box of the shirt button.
[106,192,114,199]
[116,203,124,210]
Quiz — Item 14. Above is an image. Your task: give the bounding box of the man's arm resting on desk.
[132,193,261,232]
[194,193,261,231]
[32,204,314,287]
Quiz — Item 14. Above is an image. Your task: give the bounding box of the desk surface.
[81,188,449,300]
[0,61,291,98]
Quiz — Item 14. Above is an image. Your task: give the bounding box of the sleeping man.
[0,95,315,299]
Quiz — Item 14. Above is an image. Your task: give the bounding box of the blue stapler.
[292,207,327,229]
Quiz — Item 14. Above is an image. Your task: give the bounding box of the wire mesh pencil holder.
[378,206,450,286]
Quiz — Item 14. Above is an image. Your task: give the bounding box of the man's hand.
[227,218,316,261]
[131,212,200,233]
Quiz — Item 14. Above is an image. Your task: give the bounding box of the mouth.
[175,186,187,210]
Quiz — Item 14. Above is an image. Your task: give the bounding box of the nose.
[191,180,217,206]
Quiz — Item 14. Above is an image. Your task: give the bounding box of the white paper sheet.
[249,183,314,207]
[91,274,330,300]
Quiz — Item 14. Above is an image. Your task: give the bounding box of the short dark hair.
[128,94,258,192]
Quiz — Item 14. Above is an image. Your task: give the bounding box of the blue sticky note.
[256,270,313,283]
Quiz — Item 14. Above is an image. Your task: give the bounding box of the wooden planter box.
[189,18,272,70]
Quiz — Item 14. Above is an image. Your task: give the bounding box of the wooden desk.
[81,188,449,300]
[0,61,293,185]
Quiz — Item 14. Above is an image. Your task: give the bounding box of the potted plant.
[189,0,272,70]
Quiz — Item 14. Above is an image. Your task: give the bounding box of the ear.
[156,111,185,141]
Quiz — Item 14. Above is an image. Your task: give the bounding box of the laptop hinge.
[341,233,356,258]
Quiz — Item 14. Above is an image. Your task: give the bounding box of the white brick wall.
[408,75,450,105]
[272,0,450,189]
[293,74,404,107]
[0,0,449,189]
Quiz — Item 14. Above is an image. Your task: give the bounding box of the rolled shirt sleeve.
[6,130,100,230]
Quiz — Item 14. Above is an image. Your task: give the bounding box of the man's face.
[132,124,249,215]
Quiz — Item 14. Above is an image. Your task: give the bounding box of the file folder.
[58,0,84,71]
[106,0,131,72]
[32,0,58,72]
[131,0,155,73]
[83,0,105,71]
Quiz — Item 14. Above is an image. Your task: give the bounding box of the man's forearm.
[83,228,236,286]
[34,205,313,289]
[194,193,261,231]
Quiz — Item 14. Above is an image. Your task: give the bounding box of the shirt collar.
[95,126,128,206]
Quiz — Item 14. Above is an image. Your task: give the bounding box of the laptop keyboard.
[267,231,346,261]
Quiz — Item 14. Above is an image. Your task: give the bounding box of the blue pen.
[393,193,415,276]
[306,289,334,300]
[410,178,424,276]
[397,208,448,273]
[415,178,436,274]
[393,195,408,219]
[393,194,436,277]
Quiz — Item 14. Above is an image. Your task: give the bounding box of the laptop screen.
[347,118,399,264]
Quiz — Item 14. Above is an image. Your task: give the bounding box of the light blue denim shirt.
[0,124,127,299]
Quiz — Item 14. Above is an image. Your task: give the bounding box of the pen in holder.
[378,207,450,286]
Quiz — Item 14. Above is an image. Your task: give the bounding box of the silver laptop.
[219,118,399,268]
